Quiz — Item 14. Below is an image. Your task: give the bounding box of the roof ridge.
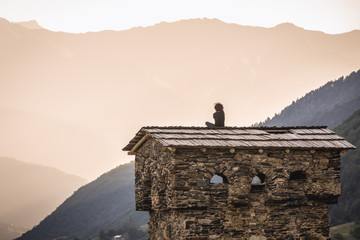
[142,126,328,130]
[123,125,355,152]
[152,138,344,141]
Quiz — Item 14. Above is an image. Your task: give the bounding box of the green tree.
[352,199,360,224]
[107,229,116,237]
[351,226,360,239]
[332,233,345,240]
[98,230,105,240]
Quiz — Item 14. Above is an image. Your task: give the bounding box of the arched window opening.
[289,171,306,180]
[251,174,265,185]
[210,174,227,184]
[251,174,265,192]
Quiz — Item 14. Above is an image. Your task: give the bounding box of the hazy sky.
[1,0,360,33]
[1,0,360,180]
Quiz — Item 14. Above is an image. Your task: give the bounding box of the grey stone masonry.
[123,126,355,240]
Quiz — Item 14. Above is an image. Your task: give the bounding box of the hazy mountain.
[17,162,148,240]
[329,109,360,226]
[0,222,28,240]
[0,157,87,228]
[0,108,123,180]
[259,69,360,128]
[1,16,360,181]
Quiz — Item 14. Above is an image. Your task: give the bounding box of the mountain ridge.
[5,17,360,34]
[259,69,360,128]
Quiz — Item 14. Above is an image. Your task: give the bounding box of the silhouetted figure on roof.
[206,103,225,127]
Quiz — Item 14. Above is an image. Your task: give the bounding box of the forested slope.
[260,69,360,128]
[329,109,360,226]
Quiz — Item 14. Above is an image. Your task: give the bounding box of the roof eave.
[122,128,148,151]
[160,145,356,151]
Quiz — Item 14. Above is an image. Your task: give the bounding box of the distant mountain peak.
[14,20,43,30]
[0,17,10,25]
[274,22,304,30]
[151,17,226,28]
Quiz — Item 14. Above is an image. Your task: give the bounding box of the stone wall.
[135,138,341,239]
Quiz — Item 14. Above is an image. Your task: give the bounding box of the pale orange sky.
[0,0,360,33]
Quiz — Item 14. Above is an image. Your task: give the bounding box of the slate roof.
[123,126,356,153]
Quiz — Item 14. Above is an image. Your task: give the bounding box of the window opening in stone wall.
[210,174,227,184]
[251,174,265,185]
[251,174,265,192]
[289,171,307,180]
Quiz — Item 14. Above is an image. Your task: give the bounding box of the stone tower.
[123,126,355,240]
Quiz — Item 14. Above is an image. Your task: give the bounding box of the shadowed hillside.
[329,109,360,226]
[16,162,148,240]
